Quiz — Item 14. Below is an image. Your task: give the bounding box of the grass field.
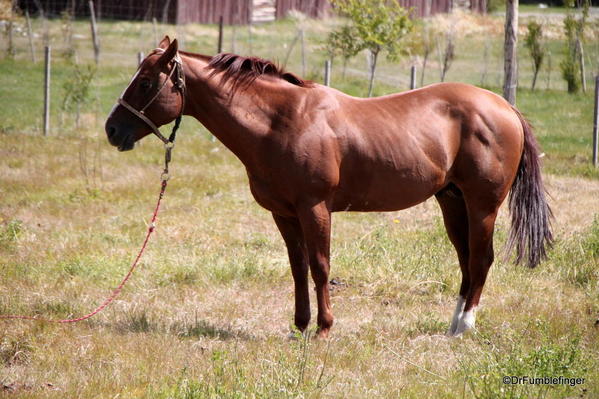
[1,10,599,398]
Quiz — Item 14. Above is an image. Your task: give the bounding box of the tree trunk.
[367,50,378,97]
[420,49,429,87]
[577,37,586,93]
[481,40,489,86]
[161,0,172,23]
[282,30,300,69]
[531,67,539,91]
[503,0,518,105]
[342,57,348,80]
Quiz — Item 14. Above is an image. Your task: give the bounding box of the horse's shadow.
[93,312,254,341]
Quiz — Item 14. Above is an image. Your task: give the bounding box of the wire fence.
[1,0,598,138]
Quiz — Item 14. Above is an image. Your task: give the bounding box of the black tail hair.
[506,106,553,268]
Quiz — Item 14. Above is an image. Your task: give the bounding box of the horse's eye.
[139,80,152,91]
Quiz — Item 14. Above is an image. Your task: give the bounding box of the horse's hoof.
[315,328,330,339]
[453,310,476,337]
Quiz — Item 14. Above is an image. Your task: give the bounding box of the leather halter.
[118,48,186,145]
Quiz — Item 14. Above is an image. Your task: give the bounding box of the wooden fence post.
[410,65,417,90]
[44,46,51,136]
[546,51,552,90]
[502,0,518,105]
[324,59,331,86]
[593,75,598,167]
[217,15,224,54]
[7,20,15,58]
[89,1,100,65]
[25,10,36,63]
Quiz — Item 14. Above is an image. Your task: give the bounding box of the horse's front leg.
[297,201,334,338]
[272,213,311,333]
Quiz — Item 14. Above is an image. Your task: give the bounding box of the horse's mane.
[208,53,313,90]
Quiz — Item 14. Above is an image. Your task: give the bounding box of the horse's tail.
[505,106,553,268]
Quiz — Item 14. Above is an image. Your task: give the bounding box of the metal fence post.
[217,15,224,53]
[44,46,51,136]
[410,65,417,90]
[593,75,599,167]
[324,59,331,86]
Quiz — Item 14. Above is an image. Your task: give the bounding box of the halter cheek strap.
[118,50,186,145]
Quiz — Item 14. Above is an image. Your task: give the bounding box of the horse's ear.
[158,35,171,50]
[158,39,178,66]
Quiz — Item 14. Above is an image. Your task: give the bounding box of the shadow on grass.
[98,311,254,341]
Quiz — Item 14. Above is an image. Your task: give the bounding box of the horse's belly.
[331,169,445,212]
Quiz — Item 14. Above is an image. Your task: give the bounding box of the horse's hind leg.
[272,213,311,333]
[435,185,470,336]
[453,199,500,336]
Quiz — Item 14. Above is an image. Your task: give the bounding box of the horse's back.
[325,83,524,212]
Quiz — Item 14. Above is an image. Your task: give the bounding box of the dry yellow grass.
[1,12,598,398]
[1,128,597,398]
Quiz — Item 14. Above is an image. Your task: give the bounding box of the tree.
[61,63,96,129]
[418,21,435,87]
[503,0,518,105]
[561,14,581,93]
[330,0,412,97]
[560,0,589,94]
[524,21,545,91]
[323,24,362,79]
[438,29,455,82]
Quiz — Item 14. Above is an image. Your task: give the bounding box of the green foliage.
[487,0,506,12]
[330,0,412,95]
[331,0,412,61]
[524,21,545,90]
[458,329,589,399]
[60,10,75,61]
[559,1,588,94]
[61,63,96,114]
[149,338,333,399]
[584,216,599,259]
[560,15,581,93]
[323,24,362,62]
[0,219,23,250]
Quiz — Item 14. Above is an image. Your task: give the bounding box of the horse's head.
[105,36,184,151]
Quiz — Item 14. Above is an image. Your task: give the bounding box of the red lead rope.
[0,176,169,324]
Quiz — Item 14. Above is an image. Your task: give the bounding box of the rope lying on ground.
[0,176,169,324]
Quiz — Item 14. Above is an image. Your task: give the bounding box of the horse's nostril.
[106,125,117,138]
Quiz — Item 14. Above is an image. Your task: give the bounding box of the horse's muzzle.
[105,122,135,152]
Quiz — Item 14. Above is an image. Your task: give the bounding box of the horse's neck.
[181,54,271,167]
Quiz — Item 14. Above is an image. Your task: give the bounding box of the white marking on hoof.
[447,296,465,336]
[453,308,476,337]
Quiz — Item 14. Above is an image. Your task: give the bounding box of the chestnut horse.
[105,37,552,338]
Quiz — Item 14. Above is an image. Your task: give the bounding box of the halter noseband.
[118,48,186,145]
